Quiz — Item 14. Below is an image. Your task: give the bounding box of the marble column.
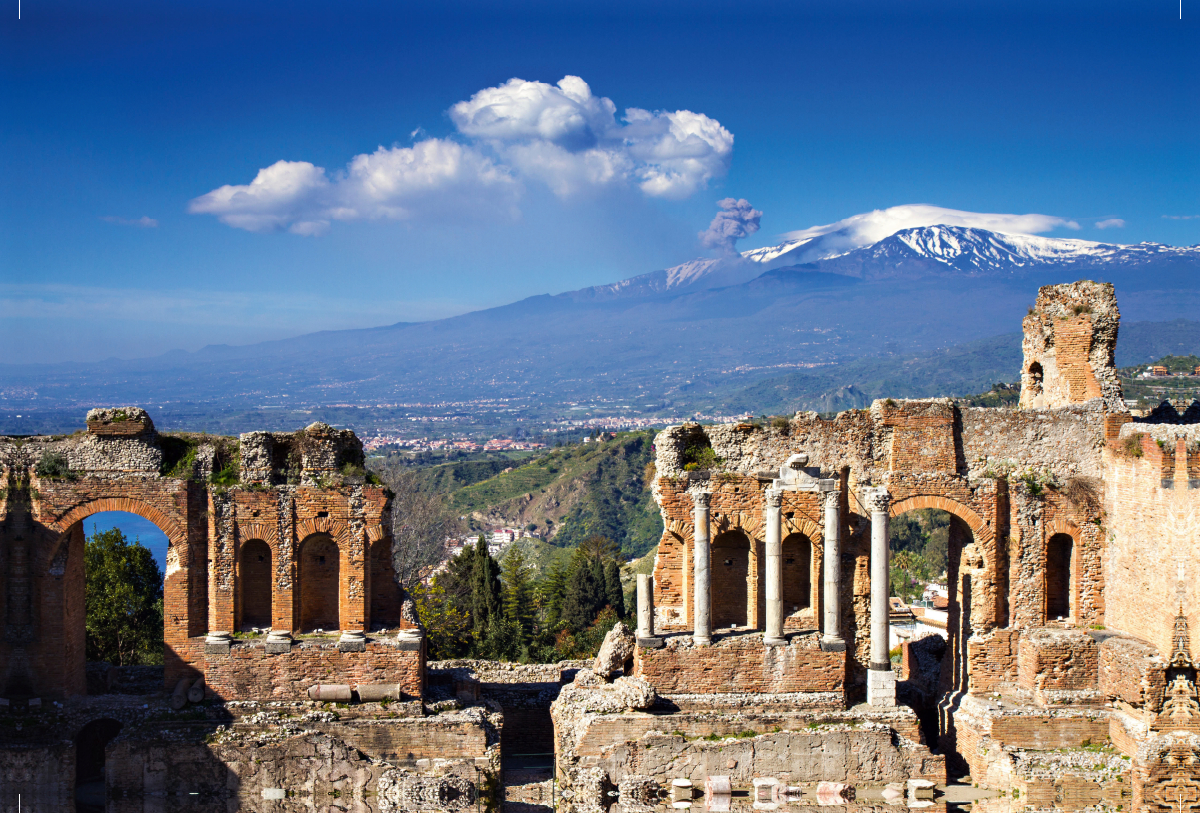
[764,488,785,645]
[692,490,712,646]
[636,573,661,647]
[868,488,896,706]
[820,484,845,652]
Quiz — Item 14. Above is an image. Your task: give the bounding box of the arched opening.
[370,538,405,630]
[75,717,123,809]
[40,510,169,698]
[299,534,340,631]
[781,532,812,613]
[889,508,952,604]
[239,539,273,630]
[711,530,750,629]
[1046,532,1074,621]
[1028,362,1044,397]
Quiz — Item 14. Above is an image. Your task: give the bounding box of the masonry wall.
[1103,441,1200,655]
[203,639,424,701]
[633,634,846,698]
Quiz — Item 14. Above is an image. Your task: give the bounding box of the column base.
[867,667,897,707]
[820,635,846,653]
[636,636,664,649]
[763,635,787,647]
[693,634,712,646]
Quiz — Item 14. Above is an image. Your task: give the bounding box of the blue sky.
[2,0,1196,363]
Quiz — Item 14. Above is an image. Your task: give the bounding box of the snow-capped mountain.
[568,207,1199,301]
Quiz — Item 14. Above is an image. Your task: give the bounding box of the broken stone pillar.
[868,488,896,706]
[692,490,712,645]
[764,488,785,645]
[821,484,846,652]
[636,573,661,647]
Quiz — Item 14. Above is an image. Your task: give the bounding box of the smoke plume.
[699,198,762,255]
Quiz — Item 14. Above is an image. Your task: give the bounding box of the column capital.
[691,490,712,509]
[765,489,783,508]
[822,488,841,509]
[865,488,891,514]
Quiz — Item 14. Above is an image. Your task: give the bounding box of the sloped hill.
[448,432,663,558]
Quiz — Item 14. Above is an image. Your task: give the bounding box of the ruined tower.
[1019,280,1125,411]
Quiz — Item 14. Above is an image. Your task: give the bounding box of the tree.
[468,535,503,628]
[501,546,535,636]
[603,559,626,618]
[386,470,462,589]
[84,527,164,666]
[561,548,605,631]
[409,577,471,659]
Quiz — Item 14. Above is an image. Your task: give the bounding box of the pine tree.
[603,559,625,618]
[537,557,568,628]
[501,546,534,638]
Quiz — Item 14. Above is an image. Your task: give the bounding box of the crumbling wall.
[1018,280,1124,411]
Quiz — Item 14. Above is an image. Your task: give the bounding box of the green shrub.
[35,450,75,480]
[1122,433,1145,459]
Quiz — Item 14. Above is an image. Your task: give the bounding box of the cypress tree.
[469,534,502,627]
[603,559,625,618]
[562,550,603,631]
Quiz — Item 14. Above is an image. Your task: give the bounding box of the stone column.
[868,488,896,706]
[692,490,712,646]
[636,573,662,647]
[764,489,785,645]
[820,483,845,652]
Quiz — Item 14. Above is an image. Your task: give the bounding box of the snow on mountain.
[570,204,1199,300]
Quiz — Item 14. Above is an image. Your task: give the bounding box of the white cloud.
[1163,215,1200,220]
[451,75,733,199]
[192,75,732,234]
[188,141,518,235]
[759,204,1082,264]
[1095,218,1125,229]
[101,215,158,228]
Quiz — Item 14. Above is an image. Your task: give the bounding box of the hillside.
[374,432,664,559]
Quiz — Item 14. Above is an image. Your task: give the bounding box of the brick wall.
[634,634,845,698]
[1017,628,1098,692]
[1103,445,1200,655]
[967,627,1020,692]
[203,638,423,701]
[1098,634,1165,709]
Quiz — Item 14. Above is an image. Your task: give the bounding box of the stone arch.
[47,496,185,566]
[298,533,341,631]
[712,529,751,629]
[888,495,992,545]
[238,539,273,630]
[295,516,353,547]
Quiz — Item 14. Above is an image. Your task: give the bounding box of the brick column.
[868,488,896,706]
[764,488,785,645]
[692,490,712,646]
[821,484,846,652]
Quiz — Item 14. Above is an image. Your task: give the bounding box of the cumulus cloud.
[101,215,158,228]
[188,141,518,235]
[767,204,1081,263]
[450,76,733,200]
[699,198,762,255]
[191,75,734,235]
[1095,218,1125,229]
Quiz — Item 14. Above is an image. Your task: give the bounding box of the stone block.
[868,668,897,707]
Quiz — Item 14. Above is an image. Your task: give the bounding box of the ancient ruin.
[4,279,1200,812]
